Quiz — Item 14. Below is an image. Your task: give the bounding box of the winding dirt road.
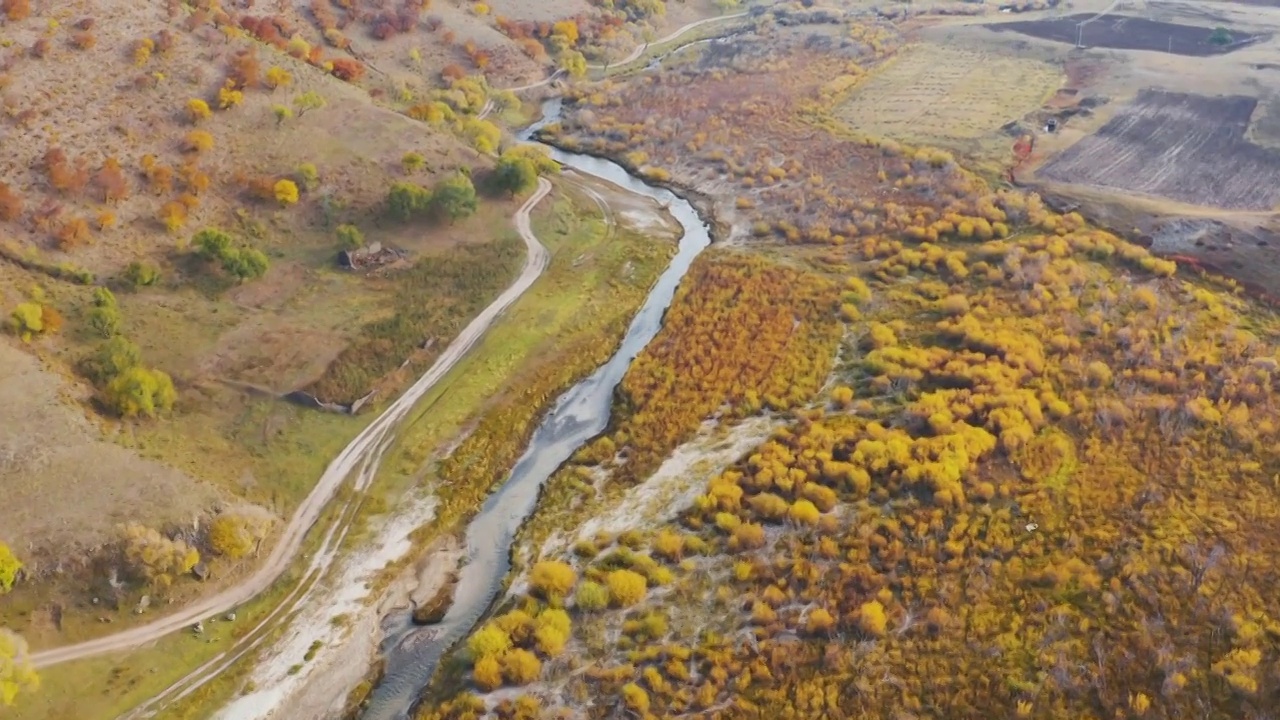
[31,178,554,671]
[504,11,749,93]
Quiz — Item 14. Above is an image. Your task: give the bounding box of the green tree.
[88,304,121,338]
[1,629,39,707]
[83,335,141,385]
[492,154,538,197]
[1209,26,1233,45]
[124,261,161,287]
[432,173,478,224]
[224,247,269,280]
[0,543,21,593]
[294,90,326,116]
[104,366,177,418]
[193,228,233,260]
[192,228,268,281]
[387,181,433,221]
[88,287,121,338]
[337,224,364,250]
[296,163,319,191]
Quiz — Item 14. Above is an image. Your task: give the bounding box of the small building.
[338,242,404,271]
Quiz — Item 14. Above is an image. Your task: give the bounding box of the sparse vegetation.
[308,233,524,404]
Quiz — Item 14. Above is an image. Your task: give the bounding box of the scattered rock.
[337,241,405,271]
[193,621,204,634]
[192,562,210,581]
[411,578,458,626]
[225,611,237,622]
[134,595,151,615]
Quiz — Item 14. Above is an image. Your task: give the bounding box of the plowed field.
[1039,90,1280,211]
[991,14,1263,56]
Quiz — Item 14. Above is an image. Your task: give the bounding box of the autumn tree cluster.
[423,183,1280,719]
[572,254,841,485]
[418,27,1280,714]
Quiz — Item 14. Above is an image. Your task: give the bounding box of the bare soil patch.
[1038,90,1280,210]
[990,14,1265,56]
[0,341,221,564]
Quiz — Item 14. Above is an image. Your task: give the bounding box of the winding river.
[358,98,714,720]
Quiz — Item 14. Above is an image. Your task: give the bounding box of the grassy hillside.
[0,0,727,665]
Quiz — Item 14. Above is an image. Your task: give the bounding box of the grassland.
[837,43,1062,157]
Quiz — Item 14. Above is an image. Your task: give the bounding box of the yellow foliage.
[467,623,511,661]
[217,84,243,110]
[788,499,822,525]
[652,530,685,561]
[529,560,577,599]
[265,66,292,90]
[499,649,541,685]
[858,600,887,637]
[606,569,647,607]
[534,625,567,657]
[806,607,835,634]
[473,655,502,691]
[186,98,212,123]
[184,130,214,153]
[274,179,299,205]
[622,682,650,713]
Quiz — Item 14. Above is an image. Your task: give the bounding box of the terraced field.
[837,44,1062,147]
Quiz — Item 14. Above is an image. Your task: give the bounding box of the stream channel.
[358,98,714,720]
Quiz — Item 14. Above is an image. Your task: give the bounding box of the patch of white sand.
[619,208,667,232]
[574,416,780,543]
[215,495,438,720]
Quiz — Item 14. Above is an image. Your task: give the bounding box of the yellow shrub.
[529,560,576,599]
[606,569,647,607]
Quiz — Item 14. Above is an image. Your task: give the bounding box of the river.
[357,98,714,720]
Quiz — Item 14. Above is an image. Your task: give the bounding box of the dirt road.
[607,11,749,67]
[504,12,748,93]
[31,178,554,671]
